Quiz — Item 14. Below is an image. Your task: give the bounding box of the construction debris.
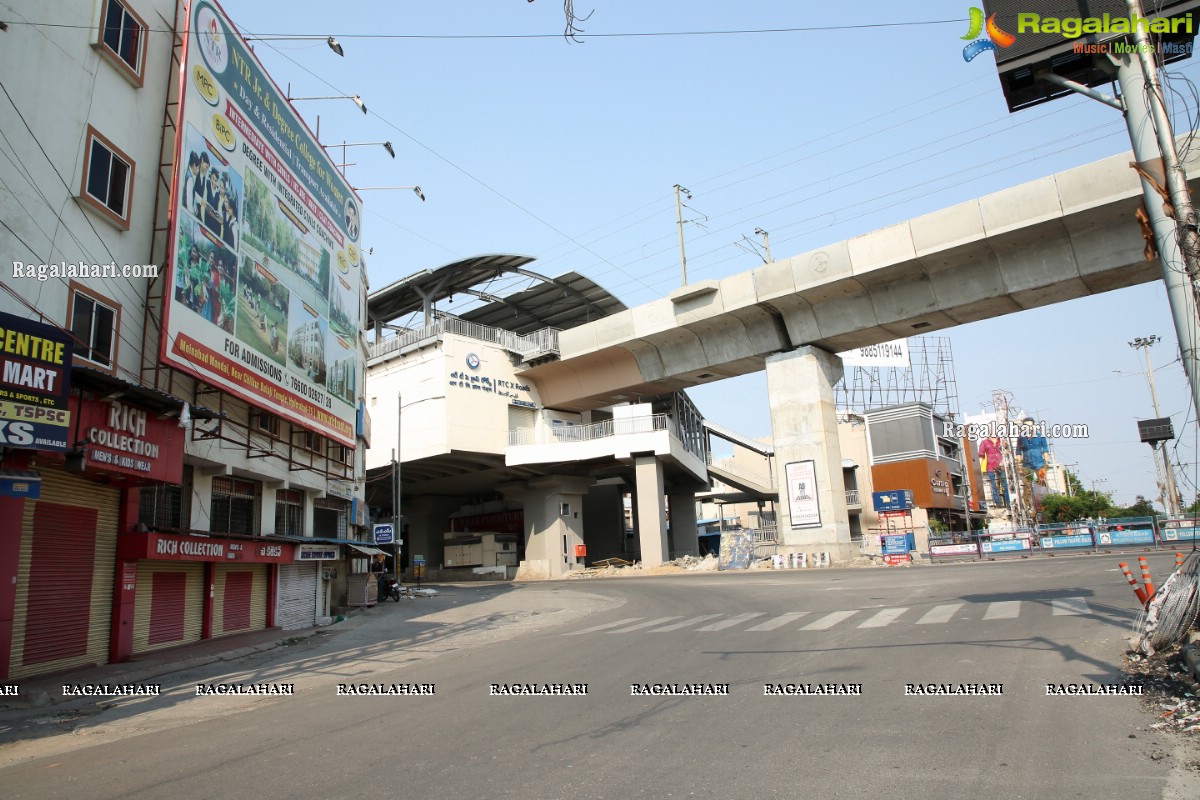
[1125,644,1200,733]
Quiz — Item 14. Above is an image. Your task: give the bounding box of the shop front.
[280,543,341,629]
[1,387,186,679]
[114,532,295,659]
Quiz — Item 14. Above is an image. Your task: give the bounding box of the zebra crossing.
[562,597,1097,636]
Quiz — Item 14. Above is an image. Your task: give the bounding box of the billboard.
[0,310,73,451]
[837,339,909,368]
[161,0,362,447]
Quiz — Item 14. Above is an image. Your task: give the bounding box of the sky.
[222,0,1200,509]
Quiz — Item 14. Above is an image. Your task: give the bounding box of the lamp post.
[354,186,426,202]
[288,93,368,115]
[754,227,772,263]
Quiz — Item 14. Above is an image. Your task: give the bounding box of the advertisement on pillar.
[786,460,822,528]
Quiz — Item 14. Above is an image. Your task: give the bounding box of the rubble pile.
[1126,646,1200,733]
[670,554,719,571]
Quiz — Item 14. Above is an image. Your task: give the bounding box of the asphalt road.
[1,553,1197,799]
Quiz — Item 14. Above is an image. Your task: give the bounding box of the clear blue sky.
[226,0,1200,508]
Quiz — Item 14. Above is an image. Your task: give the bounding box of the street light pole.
[1131,335,1183,516]
[674,184,690,286]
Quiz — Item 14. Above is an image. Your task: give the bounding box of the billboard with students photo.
[161,0,362,447]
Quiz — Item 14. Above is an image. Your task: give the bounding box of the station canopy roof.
[367,254,626,336]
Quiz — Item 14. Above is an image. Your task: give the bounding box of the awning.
[841,459,859,469]
[348,544,388,557]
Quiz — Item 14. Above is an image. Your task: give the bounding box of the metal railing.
[845,489,860,506]
[368,317,560,361]
[508,413,705,461]
[705,452,774,490]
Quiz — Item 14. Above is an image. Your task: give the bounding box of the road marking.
[1051,597,1091,616]
[982,601,1021,620]
[915,604,964,624]
[858,607,908,628]
[648,614,723,632]
[564,618,642,635]
[696,613,765,631]
[746,612,809,631]
[606,616,682,633]
[801,610,859,630]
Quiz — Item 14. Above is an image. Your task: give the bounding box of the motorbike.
[378,575,402,602]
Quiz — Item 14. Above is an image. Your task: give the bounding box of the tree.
[1115,495,1156,518]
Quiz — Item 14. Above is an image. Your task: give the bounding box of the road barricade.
[1158,516,1200,545]
[1036,522,1095,554]
[977,529,1034,558]
[928,533,980,561]
[1094,516,1158,551]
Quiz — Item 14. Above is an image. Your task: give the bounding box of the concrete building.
[0,0,369,680]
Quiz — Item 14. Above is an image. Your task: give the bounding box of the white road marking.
[982,601,1021,620]
[915,604,964,624]
[1051,597,1091,616]
[564,618,642,635]
[858,607,909,628]
[801,610,859,630]
[647,614,723,632]
[606,616,683,633]
[746,612,810,631]
[696,613,765,631]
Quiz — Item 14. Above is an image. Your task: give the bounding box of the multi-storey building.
[0,0,369,680]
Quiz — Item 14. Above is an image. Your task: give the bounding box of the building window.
[140,474,191,529]
[328,441,353,466]
[211,477,261,535]
[80,127,134,228]
[98,0,148,84]
[68,284,120,370]
[275,489,304,536]
[254,410,281,438]
[313,497,348,537]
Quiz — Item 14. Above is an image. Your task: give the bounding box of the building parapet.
[368,317,560,363]
[508,413,705,462]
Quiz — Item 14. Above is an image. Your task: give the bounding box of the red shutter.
[148,570,187,645]
[222,571,252,632]
[21,503,97,665]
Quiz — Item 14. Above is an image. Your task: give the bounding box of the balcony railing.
[509,413,705,461]
[846,489,860,506]
[368,317,560,361]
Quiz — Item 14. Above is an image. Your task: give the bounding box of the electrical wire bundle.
[1134,549,1200,655]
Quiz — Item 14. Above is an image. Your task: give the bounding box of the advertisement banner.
[837,339,910,367]
[930,542,979,557]
[161,0,361,447]
[785,460,821,528]
[1095,528,1156,547]
[980,537,1031,554]
[72,395,185,483]
[0,311,73,451]
[1039,533,1093,549]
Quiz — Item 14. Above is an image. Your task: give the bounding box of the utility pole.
[1130,335,1183,515]
[1038,0,1200,417]
[394,393,402,578]
[754,227,773,263]
[674,184,690,286]
[1121,0,1200,416]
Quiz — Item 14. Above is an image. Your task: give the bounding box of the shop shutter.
[132,561,205,654]
[10,468,118,678]
[212,564,268,637]
[276,563,317,630]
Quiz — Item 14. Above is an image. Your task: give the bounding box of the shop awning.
[348,544,389,557]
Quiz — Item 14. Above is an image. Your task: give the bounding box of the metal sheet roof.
[367,254,625,335]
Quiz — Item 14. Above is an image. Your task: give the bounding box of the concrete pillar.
[765,346,853,562]
[634,454,668,566]
[501,475,592,580]
[667,483,701,557]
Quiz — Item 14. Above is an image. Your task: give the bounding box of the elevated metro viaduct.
[517,146,1199,564]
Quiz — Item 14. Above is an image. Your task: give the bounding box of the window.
[275,489,304,536]
[140,473,191,529]
[328,441,353,466]
[69,284,120,370]
[295,429,322,453]
[254,410,281,437]
[80,127,134,228]
[211,477,261,535]
[98,0,147,83]
[313,497,348,537]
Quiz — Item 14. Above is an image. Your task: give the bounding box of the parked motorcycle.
[380,576,402,602]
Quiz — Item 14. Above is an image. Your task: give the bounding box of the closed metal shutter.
[9,468,118,679]
[212,564,268,637]
[132,561,205,654]
[276,563,317,630]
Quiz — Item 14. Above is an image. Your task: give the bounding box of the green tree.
[1115,495,1156,518]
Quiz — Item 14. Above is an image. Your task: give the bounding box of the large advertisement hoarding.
[161,0,362,447]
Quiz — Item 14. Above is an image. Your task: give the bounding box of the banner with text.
[161,0,361,447]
